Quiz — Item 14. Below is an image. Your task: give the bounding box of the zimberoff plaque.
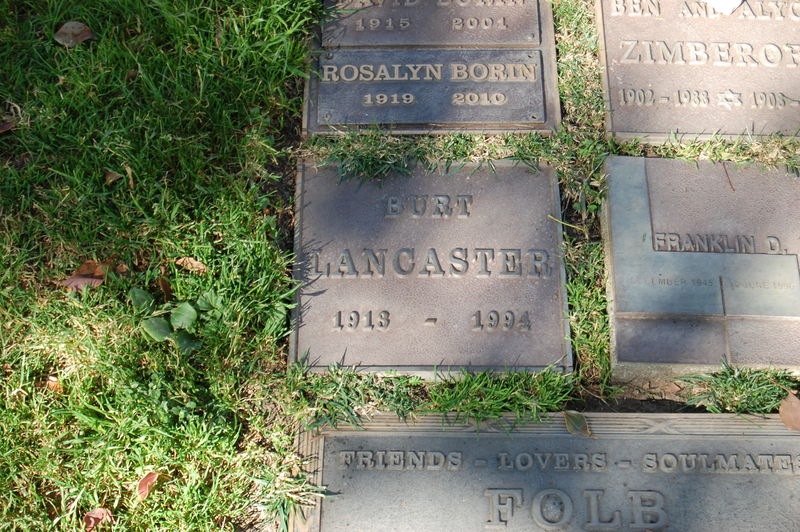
[604,156,800,378]
[304,48,560,134]
[293,413,800,531]
[322,0,542,48]
[597,0,800,141]
[291,161,570,375]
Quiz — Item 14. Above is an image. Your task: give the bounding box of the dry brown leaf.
[779,392,800,432]
[175,257,207,274]
[83,508,113,531]
[137,472,159,500]
[0,120,14,135]
[157,276,174,301]
[55,21,95,48]
[62,261,109,291]
[45,376,64,394]
[104,170,123,186]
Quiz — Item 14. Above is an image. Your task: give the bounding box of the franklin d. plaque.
[604,156,800,379]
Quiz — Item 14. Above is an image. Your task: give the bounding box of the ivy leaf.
[173,331,201,353]
[563,410,593,438]
[196,291,221,311]
[170,302,198,330]
[128,288,155,313]
[142,317,172,342]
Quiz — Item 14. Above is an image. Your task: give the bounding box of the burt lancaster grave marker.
[290,161,570,375]
[604,156,800,378]
[597,0,800,141]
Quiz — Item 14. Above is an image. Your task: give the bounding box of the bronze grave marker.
[597,0,800,141]
[603,156,800,380]
[304,0,560,134]
[293,413,800,531]
[291,161,570,375]
[321,0,542,48]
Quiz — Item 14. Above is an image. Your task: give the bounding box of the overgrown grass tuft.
[681,362,798,414]
[282,365,573,430]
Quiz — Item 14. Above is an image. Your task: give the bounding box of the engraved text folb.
[321,0,542,48]
[603,156,800,379]
[291,161,571,376]
[597,0,800,141]
[292,413,800,531]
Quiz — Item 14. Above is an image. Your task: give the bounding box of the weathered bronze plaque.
[604,156,800,379]
[597,0,800,141]
[304,48,560,134]
[293,413,800,531]
[290,161,570,376]
[321,0,542,48]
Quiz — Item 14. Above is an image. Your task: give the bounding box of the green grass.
[3,0,800,529]
[283,366,574,430]
[680,362,798,414]
[1,0,320,529]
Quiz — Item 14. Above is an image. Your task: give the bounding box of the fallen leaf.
[83,508,113,531]
[780,393,800,432]
[563,410,593,438]
[114,263,129,275]
[175,257,207,274]
[62,261,108,291]
[156,276,173,301]
[45,376,63,393]
[137,472,159,500]
[104,170,123,185]
[0,120,14,135]
[54,21,96,48]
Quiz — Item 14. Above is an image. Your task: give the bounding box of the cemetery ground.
[1,0,799,530]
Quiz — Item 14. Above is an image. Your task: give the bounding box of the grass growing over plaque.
[3,0,800,529]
